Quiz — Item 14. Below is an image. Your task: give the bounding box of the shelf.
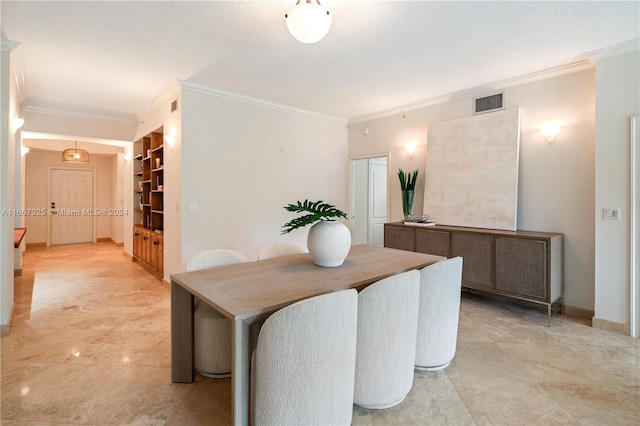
[134,208,143,212]
[152,167,164,172]
[151,144,164,152]
[151,210,164,214]
[151,190,164,193]
[134,154,143,160]
[134,171,143,176]
[143,180,152,184]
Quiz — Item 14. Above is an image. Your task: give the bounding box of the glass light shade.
[285,0,332,44]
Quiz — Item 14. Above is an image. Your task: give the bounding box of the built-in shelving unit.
[133,128,164,279]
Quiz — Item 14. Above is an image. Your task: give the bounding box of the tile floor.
[1,242,639,425]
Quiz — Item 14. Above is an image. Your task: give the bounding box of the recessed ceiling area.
[2,1,639,126]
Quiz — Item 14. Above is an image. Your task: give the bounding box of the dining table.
[170,244,444,425]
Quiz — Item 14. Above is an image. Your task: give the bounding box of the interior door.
[50,169,94,245]
[368,157,387,246]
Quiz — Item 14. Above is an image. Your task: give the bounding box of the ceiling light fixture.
[285,0,332,44]
[62,141,90,163]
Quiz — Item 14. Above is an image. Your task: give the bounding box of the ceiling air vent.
[170,99,178,113]
[474,93,503,114]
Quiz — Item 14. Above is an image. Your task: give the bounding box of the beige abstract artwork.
[424,107,520,231]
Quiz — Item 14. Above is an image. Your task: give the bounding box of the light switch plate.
[188,203,198,213]
[603,207,621,220]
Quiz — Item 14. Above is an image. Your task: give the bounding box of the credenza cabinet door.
[451,232,493,290]
[415,229,450,257]
[384,226,414,251]
[495,237,547,300]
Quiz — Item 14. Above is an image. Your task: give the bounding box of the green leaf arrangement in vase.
[398,169,418,220]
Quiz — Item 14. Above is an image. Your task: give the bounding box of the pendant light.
[285,0,332,44]
[62,141,90,163]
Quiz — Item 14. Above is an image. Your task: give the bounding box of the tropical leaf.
[281,199,347,234]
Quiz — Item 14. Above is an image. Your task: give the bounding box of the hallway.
[1,242,639,425]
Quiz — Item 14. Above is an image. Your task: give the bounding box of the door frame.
[46,167,97,246]
[631,115,639,338]
[349,152,390,245]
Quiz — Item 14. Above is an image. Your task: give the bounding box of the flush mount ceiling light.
[285,0,332,44]
[62,141,90,163]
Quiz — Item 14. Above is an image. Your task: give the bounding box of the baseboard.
[123,251,133,261]
[592,316,630,336]
[161,278,171,290]
[26,242,46,248]
[562,304,594,320]
[96,237,112,243]
[1,304,15,336]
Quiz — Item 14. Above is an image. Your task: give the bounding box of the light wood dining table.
[170,244,444,425]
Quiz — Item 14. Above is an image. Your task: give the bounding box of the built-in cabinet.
[133,128,164,279]
[384,223,563,324]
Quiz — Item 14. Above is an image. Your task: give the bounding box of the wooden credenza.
[384,222,563,324]
[133,225,164,279]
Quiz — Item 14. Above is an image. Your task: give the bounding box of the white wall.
[0,42,19,331]
[348,68,596,312]
[179,85,349,266]
[24,150,117,244]
[593,50,640,327]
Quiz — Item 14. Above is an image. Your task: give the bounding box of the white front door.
[368,158,387,246]
[50,169,94,245]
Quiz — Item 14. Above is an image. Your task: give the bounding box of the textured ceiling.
[1,1,639,124]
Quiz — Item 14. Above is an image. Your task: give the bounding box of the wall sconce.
[285,0,332,44]
[12,115,24,133]
[405,141,417,158]
[164,129,176,145]
[540,123,562,143]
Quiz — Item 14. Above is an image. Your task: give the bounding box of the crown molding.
[176,80,348,125]
[584,38,640,61]
[22,105,136,125]
[135,79,181,123]
[0,39,20,52]
[348,59,594,125]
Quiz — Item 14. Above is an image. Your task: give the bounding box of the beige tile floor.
[2,242,639,425]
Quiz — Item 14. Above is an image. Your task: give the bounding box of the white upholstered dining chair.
[415,256,463,371]
[252,289,358,425]
[353,269,420,409]
[257,241,306,260]
[186,248,248,378]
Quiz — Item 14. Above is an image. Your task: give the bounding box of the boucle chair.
[415,256,463,371]
[354,270,420,409]
[257,241,306,260]
[252,289,358,426]
[186,249,248,378]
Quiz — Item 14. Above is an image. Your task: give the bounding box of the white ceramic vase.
[307,220,351,267]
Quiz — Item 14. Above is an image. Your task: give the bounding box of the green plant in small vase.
[282,200,350,267]
[398,169,418,220]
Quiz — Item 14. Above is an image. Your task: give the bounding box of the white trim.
[177,80,348,124]
[22,105,135,125]
[584,38,640,62]
[631,115,639,338]
[349,59,593,124]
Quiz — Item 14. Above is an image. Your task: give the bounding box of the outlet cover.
[188,203,198,213]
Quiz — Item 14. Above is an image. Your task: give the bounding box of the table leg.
[232,319,250,425]
[171,280,195,383]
